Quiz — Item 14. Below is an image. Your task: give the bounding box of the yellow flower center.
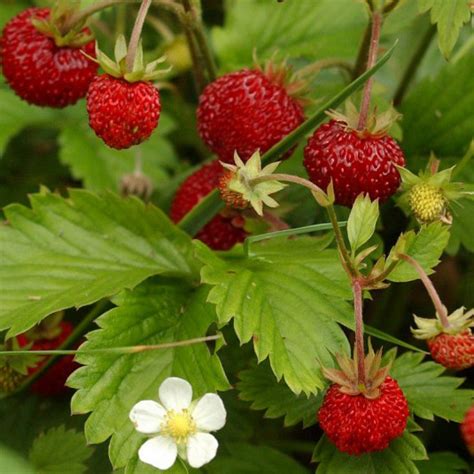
[162,410,196,443]
[408,183,446,223]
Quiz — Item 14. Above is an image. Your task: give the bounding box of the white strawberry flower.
[129,377,226,470]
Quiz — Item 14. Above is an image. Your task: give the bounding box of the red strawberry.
[87,74,161,149]
[318,376,409,455]
[197,68,305,163]
[18,320,79,396]
[1,8,97,108]
[427,331,474,370]
[170,160,248,250]
[461,404,474,455]
[304,119,405,207]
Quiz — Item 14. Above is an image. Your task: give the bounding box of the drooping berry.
[87,75,161,150]
[318,376,409,455]
[170,160,248,250]
[304,119,405,207]
[197,68,305,163]
[427,331,474,371]
[1,8,98,108]
[461,404,474,455]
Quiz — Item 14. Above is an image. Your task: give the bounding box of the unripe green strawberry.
[408,183,446,224]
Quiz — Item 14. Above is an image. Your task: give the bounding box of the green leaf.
[68,281,229,470]
[418,0,471,59]
[415,451,470,474]
[390,351,474,422]
[0,444,35,474]
[0,189,196,336]
[198,237,352,395]
[58,112,179,192]
[347,194,379,254]
[206,443,309,474]
[0,88,54,157]
[312,431,427,474]
[237,361,323,428]
[401,53,474,158]
[28,426,92,474]
[387,222,450,282]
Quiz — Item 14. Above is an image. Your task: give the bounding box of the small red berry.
[427,330,474,371]
[170,160,248,250]
[1,8,98,108]
[461,405,474,455]
[87,74,161,149]
[197,69,304,163]
[304,120,405,207]
[318,376,409,455]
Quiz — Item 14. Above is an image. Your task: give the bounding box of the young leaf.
[418,0,471,59]
[237,361,323,428]
[347,194,379,254]
[386,222,450,282]
[390,351,474,422]
[197,237,352,395]
[28,426,92,474]
[313,431,427,474]
[206,443,309,474]
[68,281,229,470]
[0,189,196,336]
[415,451,469,474]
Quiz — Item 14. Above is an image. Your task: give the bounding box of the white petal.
[192,394,226,431]
[186,433,218,468]
[159,377,193,411]
[138,436,178,470]
[129,400,166,434]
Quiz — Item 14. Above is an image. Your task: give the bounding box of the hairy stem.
[357,10,382,130]
[352,19,372,79]
[64,0,129,30]
[393,24,436,106]
[126,0,153,72]
[353,279,366,385]
[398,253,450,327]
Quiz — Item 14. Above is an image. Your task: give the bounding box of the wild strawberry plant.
[0,0,473,473]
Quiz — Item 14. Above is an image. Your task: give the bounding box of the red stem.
[352,279,366,385]
[126,0,153,72]
[357,10,382,130]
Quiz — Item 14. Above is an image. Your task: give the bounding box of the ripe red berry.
[304,120,405,207]
[19,321,79,396]
[318,376,409,455]
[427,330,474,370]
[87,74,161,149]
[1,8,97,108]
[197,69,304,163]
[170,160,247,250]
[461,404,474,455]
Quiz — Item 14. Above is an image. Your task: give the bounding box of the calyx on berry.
[86,34,170,83]
[30,0,92,47]
[323,343,391,400]
[25,311,64,341]
[219,151,286,216]
[411,307,474,340]
[397,157,470,225]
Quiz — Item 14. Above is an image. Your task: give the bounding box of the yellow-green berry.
[0,365,25,393]
[408,183,446,223]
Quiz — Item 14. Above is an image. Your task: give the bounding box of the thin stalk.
[357,10,382,130]
[352,279,366,385]
[352,19,372,80]
[363,259,398,286]
[126,0,153,72]
[393,24,436,106]
[147,14,175,42]
[398,253,450,327]
[452,140,474,179]
[64,0,130,30]
[183,22,207,91]
[190,22,217,81]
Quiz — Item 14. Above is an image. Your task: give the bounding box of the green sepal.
[0,338,43,375]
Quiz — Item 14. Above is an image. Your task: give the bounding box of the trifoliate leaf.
[415,451,469,474]
[0,189,196,336]
[312,431,427,474]
[418,0,471,59]
[206,443,309,474]
[28,426,92,474]
[197,237,352,395]
[237,361,323,428]
[389,351,474,422]
[0,444,34,474]
[401,53,474,158]
[386,222,450,282]
[347,194,379,254]
[68,281,229,470]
